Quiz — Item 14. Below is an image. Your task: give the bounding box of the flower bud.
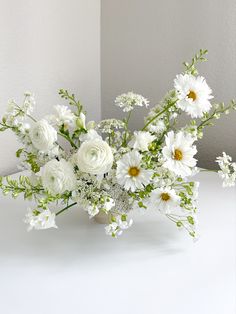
[76,112,86,129]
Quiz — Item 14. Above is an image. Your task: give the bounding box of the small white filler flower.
[48,105,76,127]
[174,74,213,118]
[116,150,153,192]
[24,208,57,231]
[129,131,155,151]
[115,92,149,112]
[162,131,197,177]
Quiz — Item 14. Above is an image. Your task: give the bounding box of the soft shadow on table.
[0,197,188,267]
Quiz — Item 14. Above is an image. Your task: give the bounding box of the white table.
[0,172,235,314]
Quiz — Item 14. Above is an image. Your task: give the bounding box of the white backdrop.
[0,0,101,175]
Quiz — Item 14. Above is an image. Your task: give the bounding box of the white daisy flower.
[115,92,149,112]
[129,131,155,151]
[162,131,197,177]
[149,187,180,213]
[174,74,213,118]
[116,150,153,192]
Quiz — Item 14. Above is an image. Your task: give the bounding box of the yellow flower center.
[187,90,197,101]
[161,193,170,202]
[128,166,140,177]
[174,149,183,161]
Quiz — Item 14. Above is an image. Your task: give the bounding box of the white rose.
[41,159,76,195]
[129,131,155,151]
[30,119,57,151]
[74,139,113,175]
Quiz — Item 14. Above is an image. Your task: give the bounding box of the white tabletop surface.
[0,172,235,314]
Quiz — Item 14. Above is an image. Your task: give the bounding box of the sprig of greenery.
[197,99,236,133]
[59,89,83,115]
[0,175,43,200]
[183,49,208,75]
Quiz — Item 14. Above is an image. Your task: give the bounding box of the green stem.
[199,168,218,172]
[26,114,37,122]
[142,101,177,131]
[122,111,132,146]
[56,202,77,216]
[58,132,77,148]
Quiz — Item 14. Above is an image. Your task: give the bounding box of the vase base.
[94,212,109,224]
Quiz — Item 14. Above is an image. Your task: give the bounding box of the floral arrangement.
[0,49,235,239]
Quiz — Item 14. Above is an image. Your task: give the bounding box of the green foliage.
[0,175,43,200]
[59,89,83,115]
[197,100,236,134]
[183,49,208,75]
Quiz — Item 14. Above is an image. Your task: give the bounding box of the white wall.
[0,0,101,175]
[101,0,236,169]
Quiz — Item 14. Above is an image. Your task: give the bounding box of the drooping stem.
[56,202,77,216]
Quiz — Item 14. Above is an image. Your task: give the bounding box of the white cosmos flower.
[162,131,197,177]
[79,129,102,142]
[29,119,57,152]
[129,131,155,151]
[24,208,57,231]
[116,150,153,192]
[174,74,213,118]
[41,159,76,195]
[74,139,113,175]
[48,105,76,127]
[149,187,180,213]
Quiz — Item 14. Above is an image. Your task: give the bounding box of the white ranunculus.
[74,139,113,175]
[129,131,155,151]
[30,119,57,152]
[41,159,76,195]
